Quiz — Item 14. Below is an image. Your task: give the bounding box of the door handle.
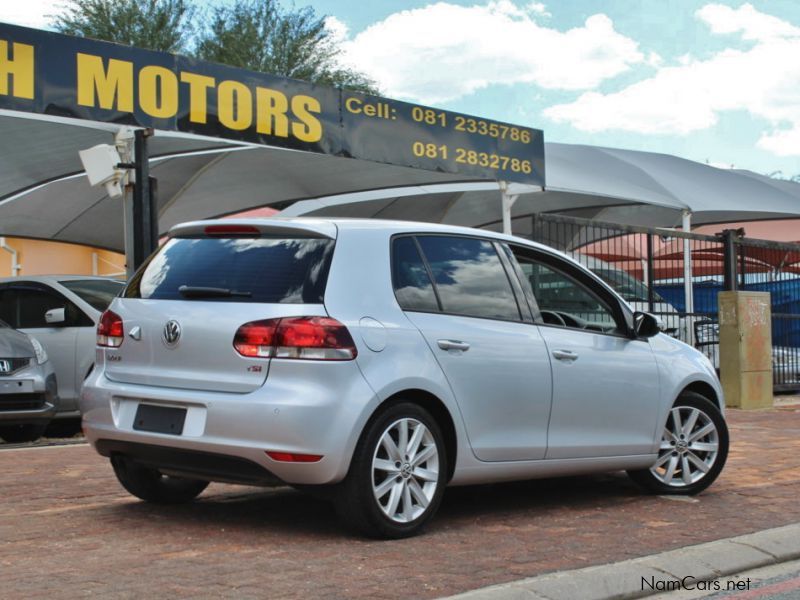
[552,349,578,362]
[437,339,471,352]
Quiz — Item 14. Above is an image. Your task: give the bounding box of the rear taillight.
[233,320,278,358]
[233,317,357,361]
[97,310,124,348]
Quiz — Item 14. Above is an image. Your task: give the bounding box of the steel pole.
[682,211,695,345]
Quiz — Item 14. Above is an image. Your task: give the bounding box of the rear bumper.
[95,439,283,486]
[80,360,378,485]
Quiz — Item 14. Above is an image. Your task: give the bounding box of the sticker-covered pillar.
[718,291,773,409]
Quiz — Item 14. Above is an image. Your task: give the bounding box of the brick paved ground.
[2,406,799,600]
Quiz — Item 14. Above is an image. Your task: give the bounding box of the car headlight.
[28,336,48,365]
[772,347,798,367]
[695,322,719,345]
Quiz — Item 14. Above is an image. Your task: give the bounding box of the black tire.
[111,455,209,504]
[628,391,728,495]
[335,402,448,539]
[45,418,82,438]
[0,424,47,443]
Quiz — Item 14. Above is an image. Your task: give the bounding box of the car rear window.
[124,237,335,303]
[60,279,125,311]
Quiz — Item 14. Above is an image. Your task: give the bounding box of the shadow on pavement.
[94,471,645,539]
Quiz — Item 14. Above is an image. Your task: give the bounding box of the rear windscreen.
[124,237,335,303]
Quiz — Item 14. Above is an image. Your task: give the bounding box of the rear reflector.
[97,310,124,348]
[266,451,323,463]
[233,316,357,360]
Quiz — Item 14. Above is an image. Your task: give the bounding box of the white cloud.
[2,1,70,29]
[527,3,551,17]
[696,2,800,41]
[338,1,645,103]
[544,3,800,157]
[324,15,349,44]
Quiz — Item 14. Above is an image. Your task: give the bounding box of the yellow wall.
[0,237,125,278]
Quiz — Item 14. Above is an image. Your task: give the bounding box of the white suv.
[81,219,728,538]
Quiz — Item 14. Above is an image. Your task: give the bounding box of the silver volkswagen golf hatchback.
[81,218,728,538]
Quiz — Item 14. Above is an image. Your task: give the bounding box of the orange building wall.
[0,238,125,278]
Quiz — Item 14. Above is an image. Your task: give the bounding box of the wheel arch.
[373,388,458,482]
[681,380,721,410]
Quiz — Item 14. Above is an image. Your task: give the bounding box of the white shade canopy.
[2,112,799,252]
[284,143,800,235]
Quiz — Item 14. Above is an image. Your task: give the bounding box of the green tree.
[195,0,378,93]
[52,0,193,53]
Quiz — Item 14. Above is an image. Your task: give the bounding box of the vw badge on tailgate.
[162,320,181,347]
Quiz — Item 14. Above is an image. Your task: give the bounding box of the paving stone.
[0,407,799,598]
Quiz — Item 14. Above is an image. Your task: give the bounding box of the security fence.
[514,213,800,391]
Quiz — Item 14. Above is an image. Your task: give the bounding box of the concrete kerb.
[446,523,800,600]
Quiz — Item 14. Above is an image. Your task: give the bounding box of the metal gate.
[519,214,800,391]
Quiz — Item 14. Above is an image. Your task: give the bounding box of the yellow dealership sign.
[0,23,545,186]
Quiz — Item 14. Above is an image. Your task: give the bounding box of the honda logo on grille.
[162,320,181,347]
[0,359,10,373]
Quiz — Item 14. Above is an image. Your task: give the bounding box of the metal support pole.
[682,211,694,315]
[149,176,159,249]
[722,229,739,292]
[499,182,519,236]
[682,211,695,346]
[739,244,746,288]
[132,129,154,272]
[646,233,655,312]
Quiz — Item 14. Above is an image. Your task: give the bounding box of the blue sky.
[7,1,800,176]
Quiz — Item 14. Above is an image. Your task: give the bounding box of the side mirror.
[632,311,661,338]
[45,307,66,325]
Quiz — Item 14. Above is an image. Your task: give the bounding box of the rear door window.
[415,235,521,321]
[125,237,335,303]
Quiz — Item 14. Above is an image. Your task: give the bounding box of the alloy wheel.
[371,417,440,523]
[651,405,720,487]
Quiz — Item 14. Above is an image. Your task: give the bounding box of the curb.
[445,522,800,600]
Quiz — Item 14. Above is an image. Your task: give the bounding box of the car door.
[393,235,553,462]
[3,284,90,403]
[508,246,661,460]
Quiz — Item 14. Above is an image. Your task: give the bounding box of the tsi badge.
[0,359,10,374]
[162,320,182,347]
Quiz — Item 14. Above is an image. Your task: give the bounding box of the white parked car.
[81,219,728,538]
[0,276,125,425]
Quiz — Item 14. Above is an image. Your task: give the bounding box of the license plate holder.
[0,380,34,394]
[133,404,187,435]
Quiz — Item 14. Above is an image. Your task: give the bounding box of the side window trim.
[411,236,444,312]
[494,242,533,323]
[412,233,524,323]
[500,243,541,322]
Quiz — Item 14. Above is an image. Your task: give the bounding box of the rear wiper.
[178,285,252,298]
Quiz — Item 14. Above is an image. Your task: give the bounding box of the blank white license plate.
[0,380,34,394]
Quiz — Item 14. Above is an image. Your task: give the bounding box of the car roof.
[170,217,552,251]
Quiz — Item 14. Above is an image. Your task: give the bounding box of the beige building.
[0,237,125,279]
